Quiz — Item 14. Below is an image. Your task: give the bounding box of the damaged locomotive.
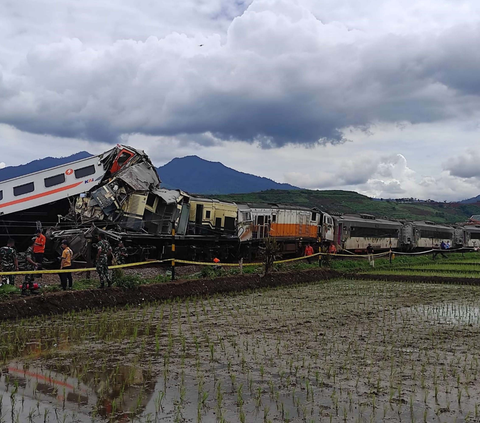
[0,145,240,263]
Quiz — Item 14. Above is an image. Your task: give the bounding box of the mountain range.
[158,155,298,194]
[0,152,298,194]
[0,152,92,182]
[1,150,480,224]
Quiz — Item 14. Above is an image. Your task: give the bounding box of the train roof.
[334,214,402,227]
[189,196,237,205]
[237,203,322,212]
[409,221,455,230]
[463,224,480,231]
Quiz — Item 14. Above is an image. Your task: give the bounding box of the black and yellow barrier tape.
[0,260,170,276]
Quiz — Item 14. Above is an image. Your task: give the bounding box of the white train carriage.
[401,221,454,250]
[0,145,142,217]
[463,225,480,248]
[334,214,402,251]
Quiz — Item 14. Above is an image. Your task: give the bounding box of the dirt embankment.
[353,273,480,285]
[0,269,341,321]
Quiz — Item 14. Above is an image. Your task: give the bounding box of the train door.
[337,223,343,245]
[322,214,335,242]
[195,204,204,235]
[258,215,265,238]
[177,203,190,235]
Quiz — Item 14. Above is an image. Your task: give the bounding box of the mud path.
[0,268,340,321]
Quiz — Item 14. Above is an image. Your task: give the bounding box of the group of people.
[0,230,46,295]
[0,231,129,294]
[440,240,451,250]
[303,242,337,263]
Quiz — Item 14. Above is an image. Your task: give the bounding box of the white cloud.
[0,162,5,169]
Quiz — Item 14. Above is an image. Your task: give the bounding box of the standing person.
[114,241,128,265]
[22,239,39,295]
[96,233,112,288]
[328,243,337,254]
[366,244,375,267]
[33,229,46,273]
[0,239,19,286]
[59,240,73,290]
[304,243,314,264]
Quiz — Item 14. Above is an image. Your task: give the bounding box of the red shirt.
[304,245,314,256]
[33,234,46,254]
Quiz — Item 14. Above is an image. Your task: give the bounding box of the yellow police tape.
[0,251,391,275]
[0,260,170,276]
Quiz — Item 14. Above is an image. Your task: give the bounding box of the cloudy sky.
[1,0,480,201]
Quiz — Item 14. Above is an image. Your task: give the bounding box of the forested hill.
[213,189,480,224]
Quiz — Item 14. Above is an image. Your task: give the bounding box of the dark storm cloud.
[1,0,480,147]
[444,150,480,179]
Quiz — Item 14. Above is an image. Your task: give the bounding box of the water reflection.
[0,361,155,422]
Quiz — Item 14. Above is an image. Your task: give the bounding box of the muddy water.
[2,280,480,422]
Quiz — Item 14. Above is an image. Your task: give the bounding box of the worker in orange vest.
[304,244,314,264]
[33,229,46,274]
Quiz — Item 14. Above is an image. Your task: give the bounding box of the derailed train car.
[400,221,456,250]
[462,225,480,248]
[333,214,402,252]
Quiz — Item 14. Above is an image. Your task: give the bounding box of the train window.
[74,165,95,179]
[257,216,264,225]
[311,212,317,221]
[225,216,235,232]
[0,190,2,201]
[272,215,277,223]
[146,194,156,207]
[117,152,132,167]
[44,173,66,188]
[241,211,251,221]
[419,229,452,239]
[206,210,211,219]
[470,232,480,240]
[13,182,34,196]
[351,226,399,238]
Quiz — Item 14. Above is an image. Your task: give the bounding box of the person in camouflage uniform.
[96,233,112,288]
[114,241,128,265]
[22,239,39,295]
[0,239,19,286]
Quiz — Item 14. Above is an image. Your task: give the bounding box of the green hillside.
[212,189,480,224]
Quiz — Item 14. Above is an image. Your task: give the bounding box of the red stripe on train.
[0,181,84,209]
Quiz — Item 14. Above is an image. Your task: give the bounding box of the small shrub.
[115,274,145,290]
[201,267,216,278]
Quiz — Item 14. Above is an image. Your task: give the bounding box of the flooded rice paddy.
[1,280,480,422]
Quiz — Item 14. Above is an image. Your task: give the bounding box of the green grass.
[361,270,480,278]
[0,284,20,298]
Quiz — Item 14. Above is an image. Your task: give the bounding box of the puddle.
[407,302,480,325]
